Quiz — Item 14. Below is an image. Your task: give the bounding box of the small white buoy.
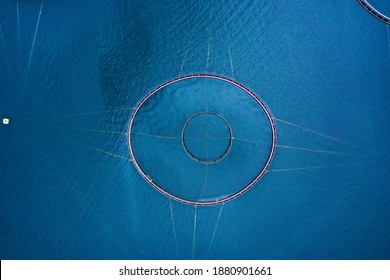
[3,118,9,125]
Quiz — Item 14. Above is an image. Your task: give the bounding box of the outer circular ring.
[181,111,233,165]
[127,73,277,206]
[357,0,390,24]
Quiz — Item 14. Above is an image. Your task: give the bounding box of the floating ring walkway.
[357,0,390,24]
[127,74,277,206]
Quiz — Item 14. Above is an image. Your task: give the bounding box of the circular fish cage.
[127,74,277,206]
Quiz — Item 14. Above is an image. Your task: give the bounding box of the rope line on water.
[234,137,346,156]
[27,0,45,77]
[179,28,194,75]
[169,198,179,258]
[53,125,127,135]
[206,0,213,73]
[274,117,355,146]
[224,7,235,80]
[233,137,269,145]
[267,163,345,173]
[191,206,198,259]
[59,107,135,118]
[228,43,234,80]
[65,138,132,162]
[206,32,211,73]
[277,144,348,155]
[206,203,224,258]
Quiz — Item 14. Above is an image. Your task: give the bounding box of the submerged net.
[127,74,276,206]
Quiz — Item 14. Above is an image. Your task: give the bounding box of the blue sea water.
[0,0,389,259]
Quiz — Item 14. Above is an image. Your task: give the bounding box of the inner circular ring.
[181,111,233,164]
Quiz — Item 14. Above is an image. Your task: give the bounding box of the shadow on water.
[95,0,152,109]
